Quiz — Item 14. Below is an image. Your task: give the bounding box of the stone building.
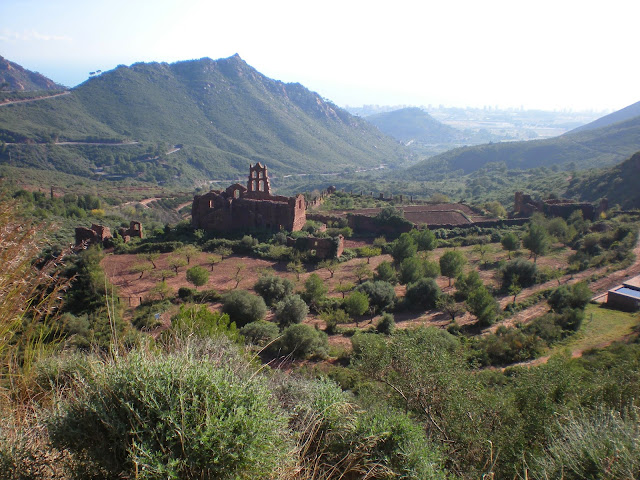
[513,192,607,221]
[192,163,306,232]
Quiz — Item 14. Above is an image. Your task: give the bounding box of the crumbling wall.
[287,235,344,259]
[118,221,143,240]
[75,224,112,247]
[513,192,601,221]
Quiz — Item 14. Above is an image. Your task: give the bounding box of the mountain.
[0,55,64,91]
[565,151,640,209]
[403,109,640,179]
[0,55,407,183]
[365,107,463,144]
[570,100,640,133]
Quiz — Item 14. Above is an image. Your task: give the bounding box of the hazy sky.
[1,0,638,111]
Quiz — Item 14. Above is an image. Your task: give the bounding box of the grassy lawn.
[552,303,640,355]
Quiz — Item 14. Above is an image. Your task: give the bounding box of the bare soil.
[102,235,640,360]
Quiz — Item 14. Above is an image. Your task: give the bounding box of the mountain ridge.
[0,55,408,183]
[570,100,640,133]
[0,55,64,91]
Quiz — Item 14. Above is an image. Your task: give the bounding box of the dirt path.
[0,91,70,107]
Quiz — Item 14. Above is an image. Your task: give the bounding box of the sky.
[1,0,638,112]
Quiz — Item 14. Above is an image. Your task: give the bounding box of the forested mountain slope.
[0,55,407,183]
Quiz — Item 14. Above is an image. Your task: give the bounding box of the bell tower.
[247,163,271,195]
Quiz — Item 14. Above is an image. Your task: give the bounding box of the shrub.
[273,324,328,359]
[240,320,280,347]
[439,250,466,286]
[472,326,544,366]
[301,273,328,311]
[350,407,447,479]
[555,308,585,332]
[376,312,396,335]
[254,275,294,306]
[410,228,438,251]
[399,256,424,285]
[343,290,370,318]
[548,282,592,313]
[185,265,209,289]
[375,260,397,283]
[501,258,538,290]
[320,309,351,334]
[466,286,499,327]
[166,304,240,341]
[391,233,417,264]
[275,294,309,328]
[221,290,267,327]
[131,300,171,330]
[405,278,441,310]
[500,232,520,258]
[455,270,483,301]
[355,281,397,313]
[47,348,290,479]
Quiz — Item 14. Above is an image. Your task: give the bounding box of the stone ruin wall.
[513,192,605,221]
[286,235,344,259]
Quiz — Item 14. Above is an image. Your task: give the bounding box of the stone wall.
[287,235,344,259]
[75,224,112,247]
[513,192,602,221]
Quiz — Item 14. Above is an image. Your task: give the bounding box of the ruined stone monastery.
[191,163,306,232]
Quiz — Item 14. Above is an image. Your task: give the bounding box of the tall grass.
[0,199,70,397]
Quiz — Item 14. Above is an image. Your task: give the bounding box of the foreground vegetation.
[2,189,640,479]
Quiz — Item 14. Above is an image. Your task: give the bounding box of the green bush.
[47,348,290,479]
[240,320,280,347]
[301,273,328,311]
[355,281,397,313]
[254,275,294,306]
[466,286,499,327]
[472,326,544,366]
[352,407,447,480]
[131,300,171,330]
[166,304,240,341]
[548,282,592,313]
[501,258,538,290]
[455,270,483,301]
[375,260,397,283]
[275,294,309,328]
[376,312,396,335]
[273,324,328,359]
[221,290,267,327]
[405,278,441,310]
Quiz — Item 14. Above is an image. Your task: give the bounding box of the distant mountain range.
[0,55,64,91]
[364,106,511,148]
[0,55,407,183]
[403,102,640,179]
[365,107,464,144]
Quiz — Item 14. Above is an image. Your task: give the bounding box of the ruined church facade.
[191,163,306,232]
